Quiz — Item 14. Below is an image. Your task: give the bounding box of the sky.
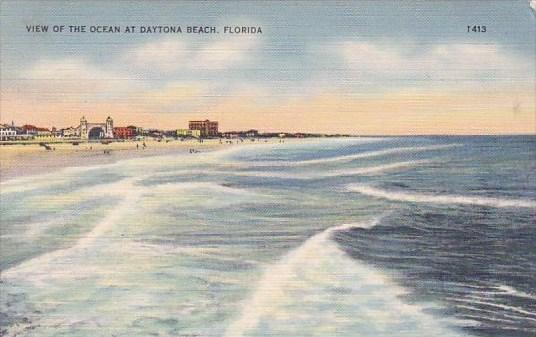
[1,0,535,134]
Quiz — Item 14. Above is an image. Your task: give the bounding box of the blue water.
[1,136,535,337]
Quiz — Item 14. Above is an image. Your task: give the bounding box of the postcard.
[1,1,535,337]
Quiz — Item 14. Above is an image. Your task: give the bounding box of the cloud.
[341,42,404,72]
[14,57,146,106]
[339,41,530,83]
[194,37,259,69]
[125,36,259,72]
[22,57,114,80]
[127,39,188,72]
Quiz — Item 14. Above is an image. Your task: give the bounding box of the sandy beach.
[0,138,275,182]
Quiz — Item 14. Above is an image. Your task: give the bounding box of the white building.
[177,129,201,138]
[0,124,17,140]
[61,126,80,138]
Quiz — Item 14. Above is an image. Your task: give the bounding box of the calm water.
[1,136,535,337]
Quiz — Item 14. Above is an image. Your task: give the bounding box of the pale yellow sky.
[1,85,534,135]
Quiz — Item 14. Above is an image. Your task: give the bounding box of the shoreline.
[0,139,223,182]
[0,138,307,183]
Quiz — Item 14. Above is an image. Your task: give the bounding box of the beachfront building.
[143,129,165,139]
[80,116,114,139]
[35,129,54,140]
[51,127,62,138]
[0,124,17,140]
[21,125,57,140]
[245,129,259,137]
[127,126,142,137]
[0,123,33,141]
[21,124,39,137]
[189,120,218,137]
[222,129,259,139]
[113,126,136,139]
[177,129,201,138]
[61,126,80,138]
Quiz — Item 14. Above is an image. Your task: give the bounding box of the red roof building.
[189,120,219,137]
[113,127,136,139]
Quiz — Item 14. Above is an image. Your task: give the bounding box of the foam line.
[242,144,459,167]
[213,137,389,159]
[224,220,380,337]
[2,178,144,279]
[225,160,430,180]
[150,181,258,196]
[224,217,461,337]
[456,304,536,323]
[0,162,119,193]
[347,185,536,209]
[493,285,536,300]
[446,297,536,320]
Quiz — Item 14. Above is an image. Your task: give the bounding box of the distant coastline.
[1,135,535,183]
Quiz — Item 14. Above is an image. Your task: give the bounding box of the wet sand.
[0,139,226,182]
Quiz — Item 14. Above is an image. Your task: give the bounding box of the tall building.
[189,120,218,137]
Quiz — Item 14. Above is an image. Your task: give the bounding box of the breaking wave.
[2,178,144,280]
[243,144,459,167]
[224,217,463,337]
[226,160,430,180]
[347,185,536,209]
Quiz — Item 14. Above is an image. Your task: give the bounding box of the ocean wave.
[150,181,258,196]
[226,159,430,180]
[213,137,389,159]
[493,285,536,300]
[0,161,124,195]
[224,217,462,337]
[347,185,536,209]
[1,178,144,281]
[446,296,536,320]
[239,144,459,167]
[1,178,262,280]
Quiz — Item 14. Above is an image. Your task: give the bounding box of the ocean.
[1,136,535,337]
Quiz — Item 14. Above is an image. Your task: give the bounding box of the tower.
[105,116,114,138]
[80,116,88,139]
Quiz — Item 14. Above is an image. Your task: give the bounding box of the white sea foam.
[224,159,430,180]
[1,177,260,284]
[465,284,536,301]
[347,185,536,209]
[447,296,536,320]
[224,217,461,337]
[321,159,431,177]
[151,181,258,196]
[2,178,144,280]
[494,285,536,300]
[241,144,458,167]
[455,304,532,323]
[213,137,388,159]
[0,162,120,194]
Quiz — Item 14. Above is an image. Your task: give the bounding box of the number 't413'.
[467,25,487,33]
